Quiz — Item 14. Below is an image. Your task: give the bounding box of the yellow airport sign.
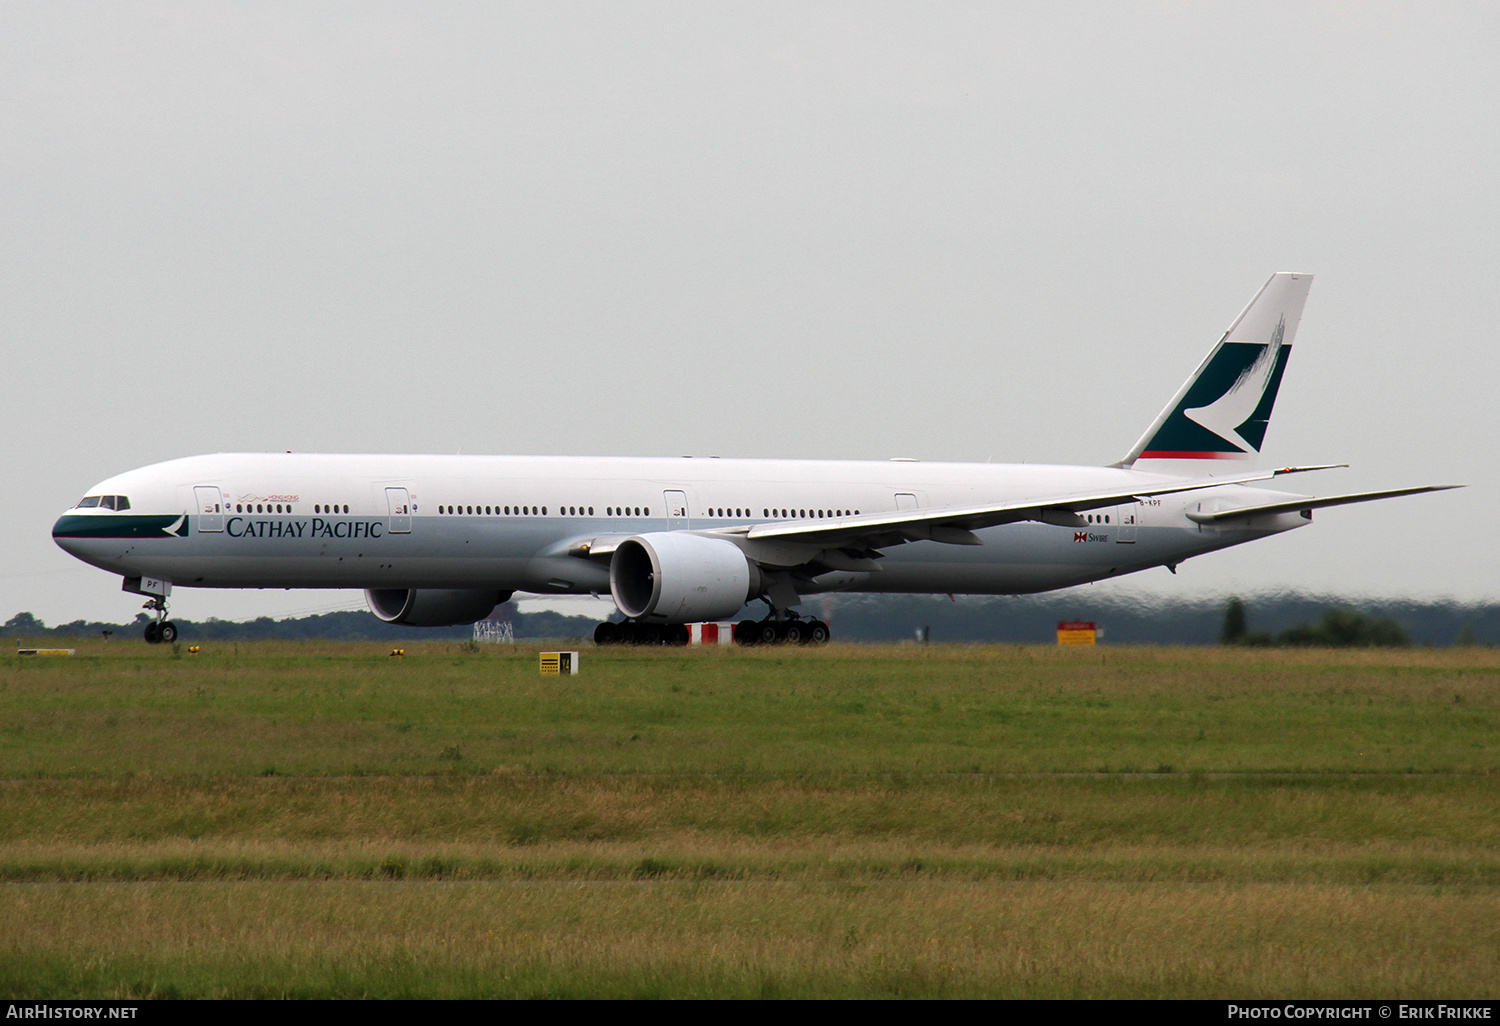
[1057,621,1097,646]
[540,651,579,675]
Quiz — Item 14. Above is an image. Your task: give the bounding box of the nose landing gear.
[141,596,177,645]
[121,577,177,645]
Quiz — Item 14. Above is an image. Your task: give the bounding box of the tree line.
[5,593,1498,646]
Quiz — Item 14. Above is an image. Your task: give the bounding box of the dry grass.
[0,775,1495,885]
[1,880,1495,998]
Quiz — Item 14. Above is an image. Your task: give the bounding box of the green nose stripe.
[53,514,190,539]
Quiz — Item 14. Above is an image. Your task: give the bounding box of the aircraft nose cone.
[51,513,127,574]
[52,515,84,556]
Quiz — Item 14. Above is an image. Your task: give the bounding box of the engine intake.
[610,533,760,623]
[365,588,511,627]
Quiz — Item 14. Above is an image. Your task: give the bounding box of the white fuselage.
[53,452,1309,604]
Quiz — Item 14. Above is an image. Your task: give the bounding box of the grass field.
[1,640,1497,998]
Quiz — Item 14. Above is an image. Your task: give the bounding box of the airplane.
[52,272,1455,646]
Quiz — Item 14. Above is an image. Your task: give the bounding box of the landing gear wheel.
[668,625,690,646]
[783,621,807,645]
[756,621,779,645]
[594,622,618,646]
[807,620,830,644]
[638,624,662,646]
[140,594,172,646]
[734,620,759,646]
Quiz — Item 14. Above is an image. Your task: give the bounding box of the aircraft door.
[193,486,224,533]
[1115,505,1137,543]
[664,490,689,530]
[895,493,919,511]
[386,487,412,534]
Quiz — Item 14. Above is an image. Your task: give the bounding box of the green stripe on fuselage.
[52,514,188,539]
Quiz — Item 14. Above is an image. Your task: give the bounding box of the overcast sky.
[3,1,1495,627]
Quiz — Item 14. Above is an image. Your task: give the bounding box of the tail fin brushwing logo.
[1138,322,1292,460]
[1181,315,1286,455]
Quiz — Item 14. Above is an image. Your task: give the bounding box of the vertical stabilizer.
[1117,272,1313,476]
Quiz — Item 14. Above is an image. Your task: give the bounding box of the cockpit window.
[73,495,129,510]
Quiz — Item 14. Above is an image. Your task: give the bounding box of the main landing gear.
[731,593,831,645]
[593,621,690,646]
[731,617,830,646]
[592,617,831,646]
[141,596,178,645]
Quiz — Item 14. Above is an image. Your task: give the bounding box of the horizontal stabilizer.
[1185,485,1461,524]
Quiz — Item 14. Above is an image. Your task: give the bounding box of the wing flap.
[1185,485,1460,524]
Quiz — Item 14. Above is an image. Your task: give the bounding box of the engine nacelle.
[609,533,761,623]
[365,588,512,627]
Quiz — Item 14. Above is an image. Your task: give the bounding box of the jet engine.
[609,533,761,623]
[365,588,512,627]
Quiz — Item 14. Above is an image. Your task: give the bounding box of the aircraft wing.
[563,464,1381,568]
[1184,485,1461,524]
[727,465,1349,549]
